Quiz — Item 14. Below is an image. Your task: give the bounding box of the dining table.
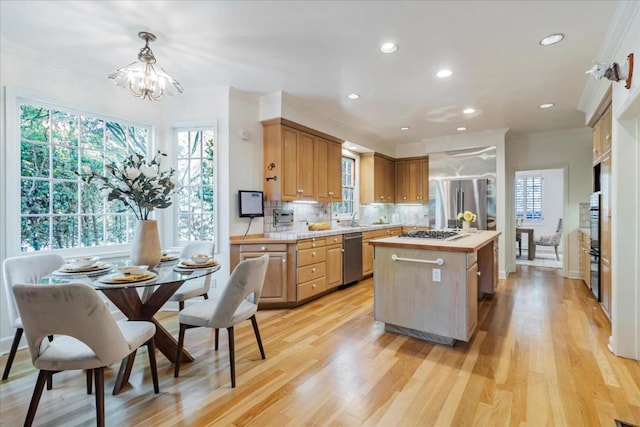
[40,257,221,395]
[516,228,536,260]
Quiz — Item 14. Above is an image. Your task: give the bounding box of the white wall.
[515,168,564,251]
[506,128,592,278]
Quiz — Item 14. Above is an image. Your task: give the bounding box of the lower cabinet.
[601,258,611,318]
[579,231,591,289]
[325,235,343,288]
[363,227,402,277]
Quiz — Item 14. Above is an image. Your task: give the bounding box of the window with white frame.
[515,175,543,221]
[332,156,355,215]
[175,128,216,241]
[18,101,149,252]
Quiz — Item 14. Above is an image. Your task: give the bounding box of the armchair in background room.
[534,218,563,261]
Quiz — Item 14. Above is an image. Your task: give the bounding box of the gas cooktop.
[399,230,463,240]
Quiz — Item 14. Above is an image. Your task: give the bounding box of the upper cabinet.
[395,157,429,204]
[361,153,395,204]
[262,118,343,202]
[593,105,612,163]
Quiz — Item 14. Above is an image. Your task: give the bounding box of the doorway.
[514,168,564,269]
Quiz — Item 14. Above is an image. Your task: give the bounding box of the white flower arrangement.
[79,151,178,220]
[457,210,477,222]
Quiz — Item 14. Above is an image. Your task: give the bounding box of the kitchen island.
[370,230,500,345]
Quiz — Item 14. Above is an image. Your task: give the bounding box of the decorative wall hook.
[267,163,276,171]
[266,176,278,181]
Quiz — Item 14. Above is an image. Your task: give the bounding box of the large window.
[19,102,149,252]
[175,128,216,241]
[515,176,543,221]
[332,156,355,215]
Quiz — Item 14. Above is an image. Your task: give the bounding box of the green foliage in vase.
[78,151,179,220]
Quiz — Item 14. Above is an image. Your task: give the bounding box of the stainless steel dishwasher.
[342,232,363,285]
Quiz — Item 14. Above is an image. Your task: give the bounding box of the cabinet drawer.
[298,277,327,300]
[466,251,478,267]
[325,234,343,246]
[298,247,327,267]
[298,262,326,283]
[298,238,326,250]
[239,243,288,252]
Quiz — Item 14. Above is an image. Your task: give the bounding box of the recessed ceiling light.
[463,108,475,114]
[437,69,452,78]
[539,33,564,46]
[347,93,360,100]
[380,42,398,54]
[348,145,357,150]
[457,127,467,131]
[539,103,555,109]
[400,126,410,131]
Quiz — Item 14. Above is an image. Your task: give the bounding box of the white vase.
[462,220,471,229]
[130,220,161,268]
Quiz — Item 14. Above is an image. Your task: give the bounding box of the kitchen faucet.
[351,211,359,227]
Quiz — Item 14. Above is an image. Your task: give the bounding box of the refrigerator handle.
[460,189,465,213]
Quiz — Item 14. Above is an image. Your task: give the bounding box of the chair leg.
[94,367,105,427]
[203,293,209,300]
[46,372,53,390]
[174,324,186,378]
[227,326,235,388]
[554,246,559,261]
[24,370,48,427]
[2,328,23,380]
[250,315,266,360]
[147,339,159,394]
[214,328,219,351]
[179,301,184,311]
[86,369,93,394]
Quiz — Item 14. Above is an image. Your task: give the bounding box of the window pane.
[128,126,147,154]
[81,116,105,149]
[21,142,50,178]
[52,146,78,179]
[177,131,189,158]
[20,105,49,142]
[81,215,105,247]
[80,149,104,176]
[52,181,78,214]
[81,182,104,214]
[51,110,78,145]
[105,215,130,244]
[52,216,78,249]
[21,217,50,252]
[21,179,49,214]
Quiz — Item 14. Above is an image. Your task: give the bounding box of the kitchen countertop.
[369,230,501,253]
[231,223,422,244]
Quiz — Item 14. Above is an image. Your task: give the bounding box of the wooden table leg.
[528,231,535,260]
[112,351,136,395]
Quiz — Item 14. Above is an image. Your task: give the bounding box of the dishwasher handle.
[343,233,363,241]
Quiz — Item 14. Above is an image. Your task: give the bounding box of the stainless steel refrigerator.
[430,179,490,230]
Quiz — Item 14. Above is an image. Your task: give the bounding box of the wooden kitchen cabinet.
[361,153,395,204]
[231,243,297,306]
[315,137,343,202]
[325,234,343,288]
[579,231,591,288]
[466,262,478,337]
[262,118,343,202]
[362,227,401,276]
[395,157,429,204]
[593,105,612,163]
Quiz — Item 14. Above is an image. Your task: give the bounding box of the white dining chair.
[174,254,269,388]
[534,218,563,260]
[2,253,64,380]
[13,282,159,427]
[169,241,216,310]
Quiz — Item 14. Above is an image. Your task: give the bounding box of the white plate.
[97,271,158,285]
[174,263,221,273]
[53,263,112,275]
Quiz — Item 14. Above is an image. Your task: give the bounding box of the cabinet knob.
[477,272,482,276]
[261,246,266,251]
[333,238,337,242]
[312,283,316,288]
[282,259,286,263]
[311,268,316,273]
[312,252,316,256]
[312,243,316,247]
[403,196,407,200]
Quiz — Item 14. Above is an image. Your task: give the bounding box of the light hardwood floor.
[1,265,639,426]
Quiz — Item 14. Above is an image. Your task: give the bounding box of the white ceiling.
[0,1,618,146]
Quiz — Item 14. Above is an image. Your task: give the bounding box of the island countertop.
[369,230,501,253]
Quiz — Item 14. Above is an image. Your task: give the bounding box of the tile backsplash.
[263,201,429,233]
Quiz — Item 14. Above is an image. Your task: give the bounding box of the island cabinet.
[395,157,429,204]
[370,231,500,345]
[231,242,297,306]
[262,118,342,202]
[360,153,395,204]
[362,227,402,277]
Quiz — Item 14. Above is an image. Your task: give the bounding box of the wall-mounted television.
[238,190,264,218]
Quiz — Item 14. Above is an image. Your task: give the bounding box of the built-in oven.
[590,192,601,301]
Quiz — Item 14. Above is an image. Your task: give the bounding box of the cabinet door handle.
[261,246,266,251]
[311,252,316,256]
[311,268,316,273]
[312,283,317,288]
[312,243,316,247]
[477,272,482,276]
[282,259,286,263]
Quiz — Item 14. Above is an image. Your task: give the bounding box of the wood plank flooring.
[1,265,639,426]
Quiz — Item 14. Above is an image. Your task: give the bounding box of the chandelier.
[108,31,183,101]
